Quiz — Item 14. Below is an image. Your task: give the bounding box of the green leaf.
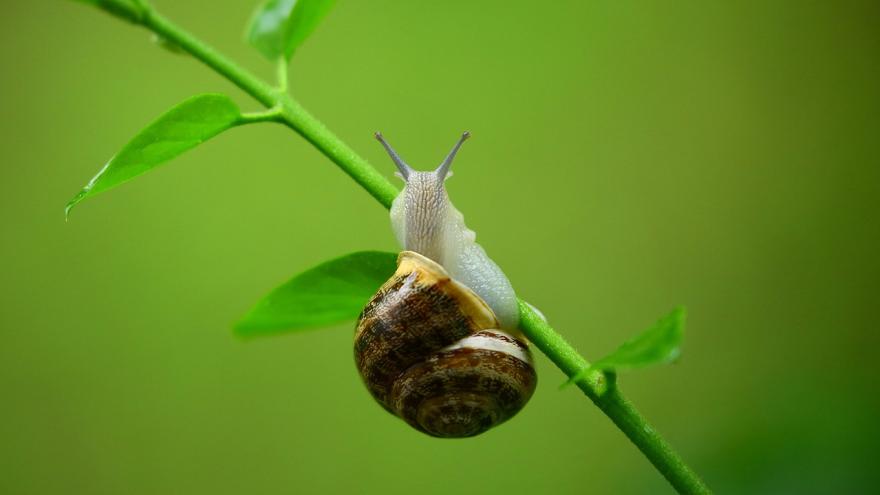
[66,94,242,217]
[72,0,145,23]
[562,307,685,388]
[235,251,398,336]
[593,307,685,370]
[246,0,336,61]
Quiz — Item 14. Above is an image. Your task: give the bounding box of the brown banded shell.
[354,251,537,437]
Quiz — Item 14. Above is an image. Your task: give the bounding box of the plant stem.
[130,5,710,493]
[518,303,711,494]
[238,106,284,125]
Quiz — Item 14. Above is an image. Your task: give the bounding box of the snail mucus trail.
[354,132,537,438]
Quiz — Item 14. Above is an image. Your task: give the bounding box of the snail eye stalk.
[375,132,412,180]
[435,131,470,180]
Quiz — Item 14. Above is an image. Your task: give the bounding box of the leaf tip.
[232,313,257,337]
[232,322,251,338]
[672,305,687,321]
[64,190,87,220]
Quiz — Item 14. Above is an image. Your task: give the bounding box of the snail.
[354,132,537,438]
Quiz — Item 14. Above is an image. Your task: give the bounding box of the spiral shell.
[354,251,536,438]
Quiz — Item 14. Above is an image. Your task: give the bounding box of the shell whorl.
[355,251,536,437]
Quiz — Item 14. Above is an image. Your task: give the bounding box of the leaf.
[235,251,398,336]
[593,307,685,370]
[246,0,336,61]
[562,307,685,388]
[66,94,242,217]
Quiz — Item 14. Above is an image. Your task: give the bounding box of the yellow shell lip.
[396,250,501,331]
[396,250,447,277]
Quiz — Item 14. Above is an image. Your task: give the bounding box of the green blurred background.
[2,1,878,493]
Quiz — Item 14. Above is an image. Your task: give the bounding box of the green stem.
[238,106,284,125]
[276,97,399,209]
[126,5,710,494]
[518,303,711,494]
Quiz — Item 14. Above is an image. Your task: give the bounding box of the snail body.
[354,133,536,438]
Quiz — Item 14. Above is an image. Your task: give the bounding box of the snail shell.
[355,251,536,438]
